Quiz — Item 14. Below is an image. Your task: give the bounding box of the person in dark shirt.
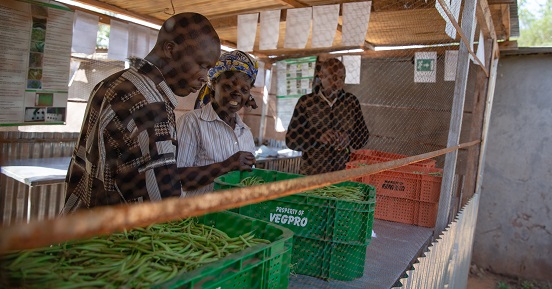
[286,57,370,175]
[63,13,225,212]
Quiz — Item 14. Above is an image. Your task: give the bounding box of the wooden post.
[462,38,493,206]
[435,0,478,233]
[258,62,273,145]
[474,42,500,197]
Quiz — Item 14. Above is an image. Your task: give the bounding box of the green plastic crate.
[214,168,303,187]
[214,169,376,246]
[291,236,368,281]
[153,211,293,289]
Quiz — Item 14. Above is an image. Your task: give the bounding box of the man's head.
[318,58,346,96]
[147,13,221,97]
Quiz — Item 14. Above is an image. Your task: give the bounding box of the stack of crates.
[347,149,442,227]
[214,169,376,281]
[2,211,294,289]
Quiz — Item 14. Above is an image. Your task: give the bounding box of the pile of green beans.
[238,176,365,202]
[0,218,269,289]
[239,176,265,186]
[301,185,366,202]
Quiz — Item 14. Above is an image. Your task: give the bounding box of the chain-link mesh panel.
[225,3,483,287]
[2,3,489,289]
[68,55,126,102]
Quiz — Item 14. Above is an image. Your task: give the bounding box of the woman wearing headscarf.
[176,50,259,195]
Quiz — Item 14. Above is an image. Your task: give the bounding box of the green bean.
[239,235,252,247]
[7,250,35,268]
[239,176,265,186]
[150,262,173,272]
[302,185,366,201]
[0,217,270,289]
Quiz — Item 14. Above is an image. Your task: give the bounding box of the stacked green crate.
[1,211,293,289]
[214,169,376,281]
[155,211,293,289]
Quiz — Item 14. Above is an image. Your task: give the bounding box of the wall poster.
[0,0,73,126]
[275,56,316,131]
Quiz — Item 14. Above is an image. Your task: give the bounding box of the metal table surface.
[289,219,434,289]
[1,157,71,222]
[0,147,297,185]
[0,157,70,186]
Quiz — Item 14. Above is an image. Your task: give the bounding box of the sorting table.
[0,157,70,222]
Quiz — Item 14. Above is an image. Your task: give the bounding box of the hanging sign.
[414,52,437,83]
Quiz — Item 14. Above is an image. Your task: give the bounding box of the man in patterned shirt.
[63,13,221,212]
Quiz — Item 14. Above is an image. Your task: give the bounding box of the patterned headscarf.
[195,50,258,109]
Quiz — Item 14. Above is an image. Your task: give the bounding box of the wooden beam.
[487,0,516,4]
[498,40,518,51]
[491,4,511,40]
[359,45,460,58]
[70,0,163,25]
[372,0,434,11]
[501,4,511,40]
[264,44,463,62]
[209,16,238,30]
[473,44,499,201]
[64,3,111,24]
[436,0,489,77]
[476,0,497,40]
[462,39,493,205]
[209,8,292,29]
[0,141,479,252]
[260,45,363,61]
[436,0,478,233]
[274,0,309,8]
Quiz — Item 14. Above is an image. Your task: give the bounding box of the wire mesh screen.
[218,2,482,287]
[68,55,126,102]
[1,1,490,288]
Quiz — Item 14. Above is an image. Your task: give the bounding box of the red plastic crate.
[350,149,437,168]
[346,160,442,203]
[374,195,438,228]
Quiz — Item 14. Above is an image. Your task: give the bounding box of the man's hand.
[334,130,351,151]
[320,129,337,145]
[225,151,256,171]
[320,129,350,151]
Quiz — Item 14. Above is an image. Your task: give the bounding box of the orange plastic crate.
[346,160,442,203]
[374,195,438,228]
[350,149,437,168]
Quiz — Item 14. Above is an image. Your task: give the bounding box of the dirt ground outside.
[468,264,552,289]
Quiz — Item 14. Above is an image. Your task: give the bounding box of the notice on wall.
[0,0,73,126]
[414,52,437,83]
[275,56,316,131]
[444,50,458,81]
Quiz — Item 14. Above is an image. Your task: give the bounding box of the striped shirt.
[63,59,183,213]
[176,103,255,195]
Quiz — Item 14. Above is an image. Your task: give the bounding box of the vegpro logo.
[270,213,308,227]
